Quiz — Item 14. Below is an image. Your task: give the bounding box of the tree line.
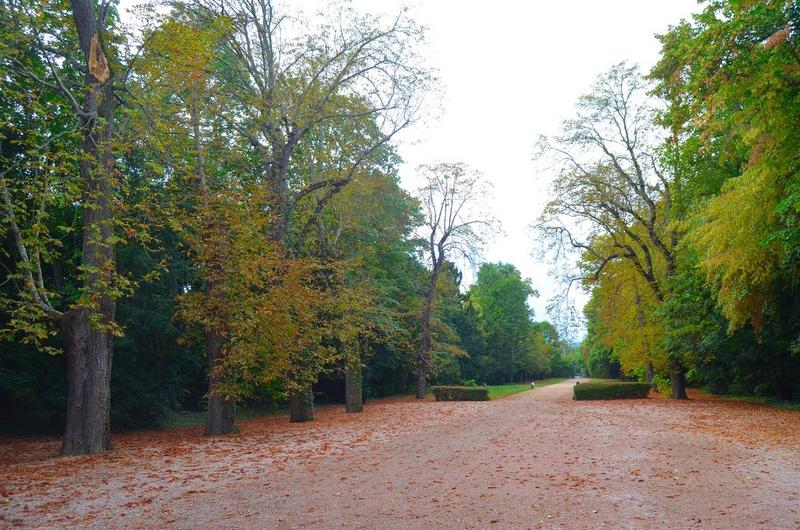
[538,0,800,401]
[0,0,568,455]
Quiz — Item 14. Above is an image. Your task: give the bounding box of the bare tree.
[415,163,493,399]
[533,63,686,398]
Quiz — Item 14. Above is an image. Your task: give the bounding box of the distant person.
[530,381,535,389]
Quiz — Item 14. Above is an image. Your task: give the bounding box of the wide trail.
[1,383,798,529]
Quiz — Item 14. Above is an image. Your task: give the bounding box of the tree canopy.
[540,0,800,401]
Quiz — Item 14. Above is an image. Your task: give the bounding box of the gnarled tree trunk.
[290,386,314,422]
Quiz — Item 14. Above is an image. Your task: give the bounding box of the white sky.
[340,0,701,337]
[123,0,702,338]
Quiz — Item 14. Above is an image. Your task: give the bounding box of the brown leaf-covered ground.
[1,380,799,529]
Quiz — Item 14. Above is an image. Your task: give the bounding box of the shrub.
[573,381,650,400]
[432,385,489,401]
[463,379,478,387]
[652,374,671,397]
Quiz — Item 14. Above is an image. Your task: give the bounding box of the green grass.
[532,378,568,388]
[717,394,800,410]
[487,379,566,400]
[487,384,531,399]
[161,405,283,429]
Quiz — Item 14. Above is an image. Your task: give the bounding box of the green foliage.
[653,0,800,331]
[431,385,489,401]
[109,237,207,429]
[486,384,532,400]
[573,381,650,401]
[651,375,671,397]
[455,262,566,384]
[585,344,621,379]
[0,339,66,433]
[580,296,622,378]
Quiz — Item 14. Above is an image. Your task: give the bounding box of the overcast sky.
[334,0,702,337]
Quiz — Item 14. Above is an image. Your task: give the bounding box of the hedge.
[573,381,650,400]
[431,386,489,401]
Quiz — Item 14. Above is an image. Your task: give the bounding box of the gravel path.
[1,383,799,529]
[526,379,585,400]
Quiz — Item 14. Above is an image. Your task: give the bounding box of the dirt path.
[2,388,799,529]
[524,378,587,400]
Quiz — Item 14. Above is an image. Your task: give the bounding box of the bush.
[463,379,478,387]
[573,381,650,400]
[652,374,671,397]
[432,385,489,401]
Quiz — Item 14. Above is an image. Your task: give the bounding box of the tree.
[652,0,800,332]
[467,263,538,383]
[415,163,492,398]
[305,165,422,413]
[130,8,248,435]
[650,0,800,400]
[195,0,431,421]
[534,64,687,398]
[0,0,139,453]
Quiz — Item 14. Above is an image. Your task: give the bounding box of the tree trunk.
[645,360,656,391]
[345,356,363,413]
[289,386,314,422]
[61,178,116,455]
[416,262,441,400]
[205,328,235,435]
[670,361,688,400]
[415,366,427,400]
[61,309,113,455]
[416,298,432,399]
[61,0,118,456]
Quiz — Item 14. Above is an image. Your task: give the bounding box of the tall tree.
[467,262,538,383]
[415,163,492,399]
[535,64,687,398]
[652,0,800,332]
[132,10,244,435]
[650,0,800,400]
[304,164,422,413]
[0,0,136,453]
[196,0,431,421]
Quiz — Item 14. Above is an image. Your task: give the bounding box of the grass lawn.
[162,405,283,429]
[533,378,569,387]
[487,378,566,400]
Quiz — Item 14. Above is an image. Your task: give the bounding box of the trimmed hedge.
[432,385,489,401]
[573,381,650,400]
